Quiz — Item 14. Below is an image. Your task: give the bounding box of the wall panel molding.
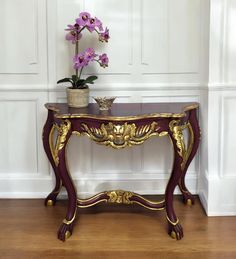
[141,0,201,75]
[219,94,236,178]
[0,0,39,74]
[0,0,209,202]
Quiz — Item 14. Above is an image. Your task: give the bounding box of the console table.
[42,102,200,241]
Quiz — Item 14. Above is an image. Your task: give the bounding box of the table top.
[45,102,199,120]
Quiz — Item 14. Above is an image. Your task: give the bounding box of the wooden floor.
[0,196,236,259]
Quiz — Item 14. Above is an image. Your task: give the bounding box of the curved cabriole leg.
[55,120,77,242]
[42,110,62,206]
[165,120,185,240]
[178,109,201,205]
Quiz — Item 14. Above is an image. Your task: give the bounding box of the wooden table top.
[45,102,199,120]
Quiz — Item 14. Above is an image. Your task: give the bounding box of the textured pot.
[66,87,89,108]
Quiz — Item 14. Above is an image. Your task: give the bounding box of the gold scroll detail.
[106,190,134,204]
[77,191,165,211]
[169,120,194,170]
[81,122,168,149]
[49,120,71,166]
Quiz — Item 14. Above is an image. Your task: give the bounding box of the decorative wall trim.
[0,83,208,92]
[208,83,236,91]
[219,94,236,178]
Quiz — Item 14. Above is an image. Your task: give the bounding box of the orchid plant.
[57,12,110,89]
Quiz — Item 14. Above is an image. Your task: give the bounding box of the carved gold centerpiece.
[81,121,168,149]
[106,190,133,204]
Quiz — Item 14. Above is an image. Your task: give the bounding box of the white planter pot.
[66,87,89,108]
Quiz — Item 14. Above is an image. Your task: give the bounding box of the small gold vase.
[93,96,116,110]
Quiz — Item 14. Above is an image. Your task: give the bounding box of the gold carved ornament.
[79,122,168,149]
[169,120,194,170]
[106,190,133,204]
[49,120,71,166]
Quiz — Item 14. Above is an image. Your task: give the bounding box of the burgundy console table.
[42,102,200,241]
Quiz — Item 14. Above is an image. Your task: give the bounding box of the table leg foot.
[167,221,183,240]
[45,194,58,206]
[45,181,62,206]
[182,192,195,205]
[58,222,74,242]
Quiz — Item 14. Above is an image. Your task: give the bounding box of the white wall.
[198,0,236,216]
[0,1,210,204]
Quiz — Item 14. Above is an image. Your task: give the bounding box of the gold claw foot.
[168,223,183,240]
[65,230,71,239]
[46,199,54,206]
[58,222,74,242]
[166,216,183,240]
[171,231,177,239]
[186,199,192,206]
[182,193,195,206]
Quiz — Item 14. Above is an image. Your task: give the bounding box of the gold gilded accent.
[77,192,108,208]
[58,113,184,120]
[171,231,177,239]
[185,122,194,166]
[72,131,81,137]
[56,120,71,151]
[65,231,71,239]
[63,210,77,225]
[49,120,71,166]
[81,122,168,149]
[186,199,192,206]
[77,192,106,203]
[46,200,53,206]
[132,201,165,211]
[77,199,108,208]
[169,120,194,170]
[166,215,179,226]
[169,120,186,159]
[77,191,165,210]
[134,194,165,205]
[106,190,133,204]
[49,124,59,166]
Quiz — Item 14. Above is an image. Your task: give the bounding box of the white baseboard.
[0,176,197,199]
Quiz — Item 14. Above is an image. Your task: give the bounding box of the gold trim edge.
[63,209,77,225]
[166,215,179,226]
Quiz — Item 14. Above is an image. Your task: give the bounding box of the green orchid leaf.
[76,79,85,87]
[84,76,98,84]
[57,78,73,84]
[85,76,98,82]
[71,75,78,83]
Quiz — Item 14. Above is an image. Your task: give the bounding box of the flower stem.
[75,41,79,77]
[78,67,84,80]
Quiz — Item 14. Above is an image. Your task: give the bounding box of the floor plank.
[0,196,236,259]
